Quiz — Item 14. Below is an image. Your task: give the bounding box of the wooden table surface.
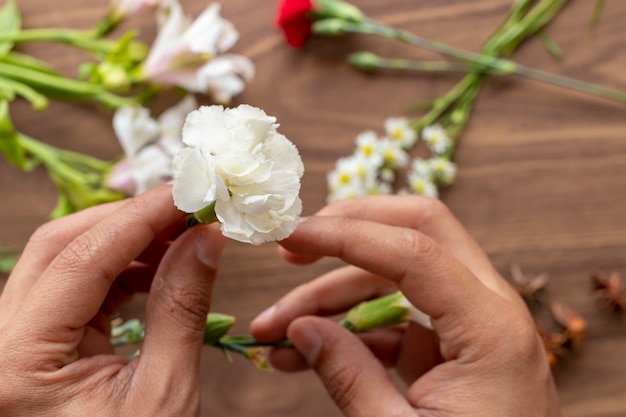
[1,0,626,415]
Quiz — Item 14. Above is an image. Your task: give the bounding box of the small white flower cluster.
[327,119,457,201]
[140,0,255,103]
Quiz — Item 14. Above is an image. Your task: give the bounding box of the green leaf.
[0,0,21,56]
[0,99,27,168]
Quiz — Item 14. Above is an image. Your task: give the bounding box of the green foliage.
[0,0,21,57]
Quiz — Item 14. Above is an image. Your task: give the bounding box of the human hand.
[251,196,560,417]
[0,185,226,416]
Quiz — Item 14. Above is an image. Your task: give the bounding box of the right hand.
[252,195,560,417]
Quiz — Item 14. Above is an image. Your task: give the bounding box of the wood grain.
[1,0,626,415]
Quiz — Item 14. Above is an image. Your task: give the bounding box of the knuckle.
[481,302,544,364]
[402,228,439,262]
[322,362,361,412]
[507,314,544,359]
[159,282,211,330]
[51,232,102,274]
[27,220,66,249]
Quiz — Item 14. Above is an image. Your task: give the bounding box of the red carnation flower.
[275,0,314,48]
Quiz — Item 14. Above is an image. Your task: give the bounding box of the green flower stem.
[0,62,101,97]
[0,28,116,55]
[339,1,626,105]
[349,53,474,73]
[392,0,568,179]
[92,12,124,38]
[0,61,141,109]
[16,133,124,217]
[188,201,219,227]
[18,134,110,179]
[18,135,90,184]
[0,77,48,109]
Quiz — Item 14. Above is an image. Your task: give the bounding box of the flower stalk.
[0,28,117,55]
[186,201,219,228]
[112,293,423,370]
[318,0,599,200]
[17,133,125,218]
[327,4,626,105]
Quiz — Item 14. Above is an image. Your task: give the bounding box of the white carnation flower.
[172,104,304,245]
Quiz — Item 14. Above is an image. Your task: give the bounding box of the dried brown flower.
[550,301,587,349]
[537,325,568,368]
[510,264,549,302]
[591,271,625,312]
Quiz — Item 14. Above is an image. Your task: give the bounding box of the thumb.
[138,223,226,382]
[288,317,414,417]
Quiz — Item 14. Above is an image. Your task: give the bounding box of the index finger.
[15,185,185,340]
[282,196,494,275]
[279,216,511,338]
[282,196,519,305]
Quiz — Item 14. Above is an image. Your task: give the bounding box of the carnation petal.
[215,199,256,242]
[172,147,216,212]
[263,132,304,176]
[182,106,230,153]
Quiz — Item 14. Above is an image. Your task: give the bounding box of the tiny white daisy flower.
[364,179,392,196]
[385,117,417,148]
[379,138,409,169]
[327,180,367,203]
[430,157,457,185]
[410,157,433,179]
[380,167,396,183]
[355,130,383,167]
[422,124,452,155]
[328,156,368,190]
[407,172,439,198]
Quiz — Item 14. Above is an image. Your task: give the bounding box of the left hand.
[0,185,226,416]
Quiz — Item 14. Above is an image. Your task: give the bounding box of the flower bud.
[348,51,381,71]
[312,18,352,36]
[203,312,235,345]
[340,292,411,332]
[312,0,364,23]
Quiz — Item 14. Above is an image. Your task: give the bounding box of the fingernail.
[297,216,309,224]
[195,225,226,268]
[290,321,322,367]
[253,305,276,325]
